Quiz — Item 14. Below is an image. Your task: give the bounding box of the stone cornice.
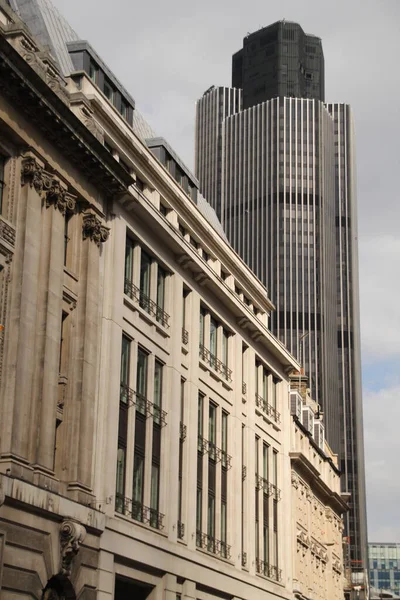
[0,24,132,196]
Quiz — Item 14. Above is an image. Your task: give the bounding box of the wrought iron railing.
[177,520,185,539]
[199,344,232,382]
[242,381,247,395]
[182,328,189,345]
[115,495,164,530]
[242,552,247,567]
[242,465,247,480]
[197,436,232,469]
[196,530,231,560]
[255,393,281,424]
[124,278,170,328]
[180,422,187,442]
[255,559,282,581]
[255,475,282,500]
[119,385,167,426]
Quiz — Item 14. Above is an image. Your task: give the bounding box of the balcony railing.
[115,495,164,530]
[197,436,232,469]
[255,559,282,582]
[120,385,167,426]
[242,552,247,567]
[196,530,231,560]
[124,278,170,328]
[255,475,282,500]
[177,520,185,539]
[242,381,247,395]
[255,393,281,424]
[199,344,232,382]
[182,328,189,345]
[180,421,187,442]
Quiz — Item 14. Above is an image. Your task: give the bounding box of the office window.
[103,77,114,103]
[89,59,99,84]
[116,335,131,512]
[120,97,129,120]
[140,250,151,302]
[156,266,166,321]
[199,307,232,381]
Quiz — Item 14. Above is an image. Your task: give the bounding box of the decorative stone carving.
[21,157,76,215]
[59,518,86,577]
[0,218,16,247]
[291,472,299,489]
[82,213,110,245]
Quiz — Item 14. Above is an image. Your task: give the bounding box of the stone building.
[0,1,348,598]
[289,381,350,600]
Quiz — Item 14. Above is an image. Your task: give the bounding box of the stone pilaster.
[65,210,109,502]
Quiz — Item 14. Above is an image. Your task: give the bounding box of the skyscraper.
[195,20,367,595]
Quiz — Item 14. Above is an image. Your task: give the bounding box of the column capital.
[21,155,77,215]
[82,212,110,246]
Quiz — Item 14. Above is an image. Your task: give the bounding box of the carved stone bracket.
[59,518,86,577]
[21,157,77,216]
[82,213,110,246]
[291,472,299,489]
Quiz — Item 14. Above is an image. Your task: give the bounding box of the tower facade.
[195,21,368,595]
[232,21,325,110]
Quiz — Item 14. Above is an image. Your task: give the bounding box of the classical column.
[31,177,76,477]
[0,155,44,474]
[67,211,109,500]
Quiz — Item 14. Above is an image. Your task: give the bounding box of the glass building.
[369,544,400,596]
[195,20,367,594]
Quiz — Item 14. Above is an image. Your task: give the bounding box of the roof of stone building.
[7,0,226,240]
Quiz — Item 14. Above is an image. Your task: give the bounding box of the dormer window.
[89,59,99,84]
[103,78,114,103]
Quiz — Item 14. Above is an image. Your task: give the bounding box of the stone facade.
[0,1,348,599]
[290,383,349,600]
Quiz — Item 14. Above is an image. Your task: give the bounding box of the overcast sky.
[52,0,400,543]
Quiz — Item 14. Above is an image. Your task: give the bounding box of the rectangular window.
[198,393,204,439]
[120,334,131,401]
[140,250,151,308]
[222,328,229,367]
[120,97,129,120]
[89,60,98,84]
[273,450,278,570]
[136,348,148,414]
[208,403,216,446]
[210,318,217,357]
[132,454,144,509]
[125,236,134,285]
[103,77,114,102]
[156,266,166,316]
[199,307,205,346]
[153,360,163,424]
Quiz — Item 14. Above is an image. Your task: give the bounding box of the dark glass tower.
[195,21,368,598]
[232,21,325,109]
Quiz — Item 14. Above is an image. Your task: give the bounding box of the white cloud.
[359,235,400,362]
[364,385,400,541]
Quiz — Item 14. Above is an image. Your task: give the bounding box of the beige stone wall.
[291,418,347,600]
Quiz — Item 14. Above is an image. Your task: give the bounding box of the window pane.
[199,308,205,345]
[207,494,215,538]
[209,403,216,444]
[198,393,204,438]
[132,454,144,504]
[136,349,148,402]
[156,266,166,312]
[116,448,126,500]
[154,360,163,424]
[221,411,228,454]
[263,443,269,481]
[121,335,130,387]
[210,318,217,355]
[125,237,134,283]
[263,368,268,400]
[222,328,229,366]
[221,501,227,543]
[150,463,159,511]
[196,488,202,532]
[140,250,151,301]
